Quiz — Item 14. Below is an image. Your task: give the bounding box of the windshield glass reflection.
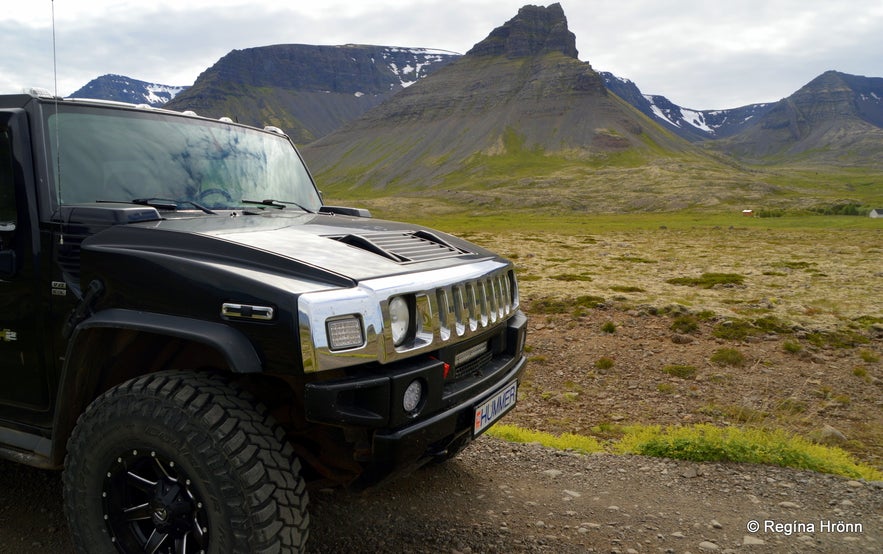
[47,106,321,212]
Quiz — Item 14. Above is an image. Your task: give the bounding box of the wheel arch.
[49,308,265,466]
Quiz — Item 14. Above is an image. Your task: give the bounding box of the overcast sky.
[3,0,882,109]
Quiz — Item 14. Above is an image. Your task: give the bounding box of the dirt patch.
[512,306,882,467]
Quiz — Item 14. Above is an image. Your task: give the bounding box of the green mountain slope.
[300,4,773,213]
[302,7,687,183]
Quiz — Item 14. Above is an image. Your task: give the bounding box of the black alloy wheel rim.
[102,449,209,554]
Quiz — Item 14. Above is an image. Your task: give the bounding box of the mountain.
[163,44,459,143]
[69,74,188,106]
[65,68,772,145]
[600,72,774,141]
[712,70,883,166]
[599,70,883,168]
[302,3,698,195]
[62,4,883,196]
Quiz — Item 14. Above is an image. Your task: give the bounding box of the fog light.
[403,379,424,413]
[326,316,364,350]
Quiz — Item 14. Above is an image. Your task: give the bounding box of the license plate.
[473,381,517,436]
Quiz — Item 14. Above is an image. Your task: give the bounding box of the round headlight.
[389,296,410,346]
[403,379,424,413]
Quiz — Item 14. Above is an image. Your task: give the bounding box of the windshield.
[46,103,322,212]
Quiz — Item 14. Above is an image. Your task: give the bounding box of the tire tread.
[64,371,309,553]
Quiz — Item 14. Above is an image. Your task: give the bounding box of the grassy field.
[315,149,883,217]
[465,213,880,472]
[328,203,882,470]
[335,205,881,331]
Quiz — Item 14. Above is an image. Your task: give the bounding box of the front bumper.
[372,352,525,462]
[304,310,527,480]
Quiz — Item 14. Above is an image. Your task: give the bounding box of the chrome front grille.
[299,259,519,373]
[435,269,517,342]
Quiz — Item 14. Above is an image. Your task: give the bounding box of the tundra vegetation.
[322,169,882,479]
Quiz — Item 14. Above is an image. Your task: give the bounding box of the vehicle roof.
[0,89,286,136]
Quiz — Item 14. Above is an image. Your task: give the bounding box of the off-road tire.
[63,371,309,553]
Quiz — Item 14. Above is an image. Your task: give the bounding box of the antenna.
[52,0,58,98]
[51,0,63,213]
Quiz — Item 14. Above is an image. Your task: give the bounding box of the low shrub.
[610,285,645,293]
[670,314,699,334]
[710,348,745,367]
[713,321,752,340]
[594,356,615,370]
[667,272,745,289]
[783,340,803,354]
[752,315,792,334]
[551,273,593,282]
[663,364,698,379]
[806,329,870,349]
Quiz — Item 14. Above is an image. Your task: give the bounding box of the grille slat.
[437,269,517,341]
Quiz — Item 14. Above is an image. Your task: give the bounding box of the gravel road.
[1,436,880,553]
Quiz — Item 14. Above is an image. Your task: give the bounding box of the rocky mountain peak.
[466,3,578,59]
[70,74,188,107]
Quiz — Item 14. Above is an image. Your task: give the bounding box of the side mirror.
[319,206,372,218]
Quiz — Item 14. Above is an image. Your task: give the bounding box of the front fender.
[49,309,264,466]
[67,309,264,373]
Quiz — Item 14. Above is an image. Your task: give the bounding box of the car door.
[0,111,49,421]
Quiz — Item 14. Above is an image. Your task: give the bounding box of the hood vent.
[332,230,470,263]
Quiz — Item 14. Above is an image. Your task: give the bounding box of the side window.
[0,129,16,231]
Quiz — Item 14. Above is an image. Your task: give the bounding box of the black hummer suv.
[0,90,527,553]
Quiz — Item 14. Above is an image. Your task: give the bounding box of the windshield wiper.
[242,199,315,213]
[131,198,217,215]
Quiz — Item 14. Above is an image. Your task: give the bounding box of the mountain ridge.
[600,72,776,141]
[161,44,458,143]
[65,5,883,180]
[69,74,188,107]
[712,70,883,166]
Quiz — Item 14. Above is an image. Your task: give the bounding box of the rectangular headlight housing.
[326,316,365,351]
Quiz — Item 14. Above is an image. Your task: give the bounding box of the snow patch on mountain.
[601,71,776,141]
[381,47,460,88]
[69,74,188,107]
[143,83,187,105]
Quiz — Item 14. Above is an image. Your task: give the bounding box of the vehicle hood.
[82,211,500,284]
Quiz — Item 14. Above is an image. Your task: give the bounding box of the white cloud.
[2,0,882,108]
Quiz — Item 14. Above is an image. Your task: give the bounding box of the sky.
[3,0,883,110]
